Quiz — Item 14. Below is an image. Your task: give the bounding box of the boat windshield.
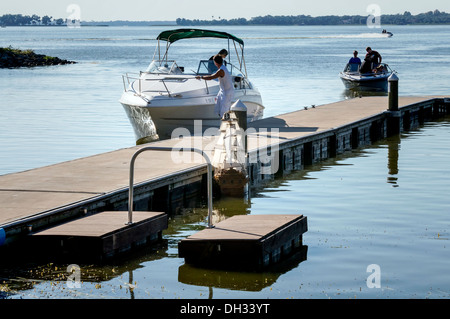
[144,59,246,78]
[145,60,184,74]
[344,62,392,74]
[345,63,361,73]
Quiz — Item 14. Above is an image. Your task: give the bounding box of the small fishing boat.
[339,62,394,91]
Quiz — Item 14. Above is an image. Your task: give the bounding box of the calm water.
[0,25,449,299]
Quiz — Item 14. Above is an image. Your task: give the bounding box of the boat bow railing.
[122,73,211,98]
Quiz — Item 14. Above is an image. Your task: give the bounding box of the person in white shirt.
[196,54,234,118]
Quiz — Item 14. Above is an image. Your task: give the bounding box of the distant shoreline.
[1,10,450,27]
[0,24,179,27]
[2,23,450,27]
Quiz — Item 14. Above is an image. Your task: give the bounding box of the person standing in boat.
[196,54,234,118]
[360,47,382,73]
[348,50,361,65]
[209,49,228,62]
[208,49,228,73]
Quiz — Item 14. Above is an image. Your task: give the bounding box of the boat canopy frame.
[152,28,248,77]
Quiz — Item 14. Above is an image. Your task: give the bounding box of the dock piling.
[388,73,399,111]
[387,73,401,136]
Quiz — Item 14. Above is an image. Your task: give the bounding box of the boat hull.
[339,62,393,91]
[120,91,264,141]
[339,73,391,91]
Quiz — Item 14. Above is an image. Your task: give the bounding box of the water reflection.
[264,131,402,190]
[164,197,251,241]
[0,127,418,299]
[0,239,169,296]
[211,196,252,219]
[178,246,307,293]
[386,135,400,187]
[341,87,388,100]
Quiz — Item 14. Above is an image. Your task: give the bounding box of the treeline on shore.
[0,14,173,27]
[1,10,450,27]
[0,14,66,26]
[176,10,450,26]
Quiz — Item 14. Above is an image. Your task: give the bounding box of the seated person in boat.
[360,47,382,73]
[373,64,385,74]
[208,49,228,73]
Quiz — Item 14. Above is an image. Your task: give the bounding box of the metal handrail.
[127,146,214,228]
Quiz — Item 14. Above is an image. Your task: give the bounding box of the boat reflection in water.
[341,86,388,100]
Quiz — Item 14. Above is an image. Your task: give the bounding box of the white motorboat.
[120,29,264,143]
[339,62,394,91]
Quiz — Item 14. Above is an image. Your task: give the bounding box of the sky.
[1,0,449,21]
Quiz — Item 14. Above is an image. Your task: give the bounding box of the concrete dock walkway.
[0,95,448,247]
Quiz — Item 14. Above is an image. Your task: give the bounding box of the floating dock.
[178,214,307,269]
[32,211,167,261]
[1,95,449,261]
